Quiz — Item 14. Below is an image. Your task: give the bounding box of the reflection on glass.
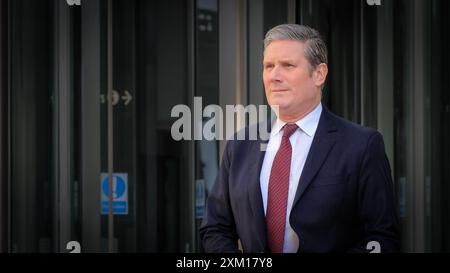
[10,0,55,252]
[194,0,219,252]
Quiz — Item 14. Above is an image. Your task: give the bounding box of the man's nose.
[269,66,282,82]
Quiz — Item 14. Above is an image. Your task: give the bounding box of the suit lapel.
[292,106,338,208]
[247,122,271,250]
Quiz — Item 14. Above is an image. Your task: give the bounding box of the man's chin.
[268,98,289,108]
[268,104,288,117]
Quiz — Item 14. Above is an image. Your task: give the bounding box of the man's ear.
[313,63,328,87]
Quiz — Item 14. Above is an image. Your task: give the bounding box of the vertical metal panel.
[412,0,426,252]
[287,0,296,23]
[219,0,248,157]
[248,0,264,106]
[187,0,196,252]
[6,0,10,252]
[376,0,394,172]
[54,0,73,253]
[0,0,9,253]
[81,0,101,252]
[107,0,114,253]
[360,1,365,125]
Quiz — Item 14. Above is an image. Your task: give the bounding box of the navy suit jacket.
[199,106,400,253]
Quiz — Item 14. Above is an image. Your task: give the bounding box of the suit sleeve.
[199,140,241,253]
[348,132,401,253]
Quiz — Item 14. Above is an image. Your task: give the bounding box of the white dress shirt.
[260,103,322,253]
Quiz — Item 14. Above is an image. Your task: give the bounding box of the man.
[199,24,400,253]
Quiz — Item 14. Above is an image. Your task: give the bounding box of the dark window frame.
[0,0,10,253]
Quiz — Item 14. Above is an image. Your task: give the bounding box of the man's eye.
[264,64,274,70]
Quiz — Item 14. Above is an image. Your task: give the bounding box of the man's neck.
[278,101,321,123]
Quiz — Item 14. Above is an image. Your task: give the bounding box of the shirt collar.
[271,103,323,138]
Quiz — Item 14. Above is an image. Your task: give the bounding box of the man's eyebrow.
[278,58,296,63]
[264,58,295,63]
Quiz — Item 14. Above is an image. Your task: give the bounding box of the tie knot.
[282,123,298,138]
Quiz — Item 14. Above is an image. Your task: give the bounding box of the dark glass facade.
[0,0,449,253]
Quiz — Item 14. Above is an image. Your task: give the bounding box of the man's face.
[263,40,325,121]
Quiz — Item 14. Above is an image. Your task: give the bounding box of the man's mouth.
[271,89,289,92]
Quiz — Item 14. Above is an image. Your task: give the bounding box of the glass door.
[78,0,196,252]
[8,0,195,253]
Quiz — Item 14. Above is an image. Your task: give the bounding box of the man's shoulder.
[326,110,381,141]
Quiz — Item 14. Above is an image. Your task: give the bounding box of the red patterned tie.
[266,123,298,253]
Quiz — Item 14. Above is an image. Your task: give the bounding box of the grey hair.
[264,24,328,72]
